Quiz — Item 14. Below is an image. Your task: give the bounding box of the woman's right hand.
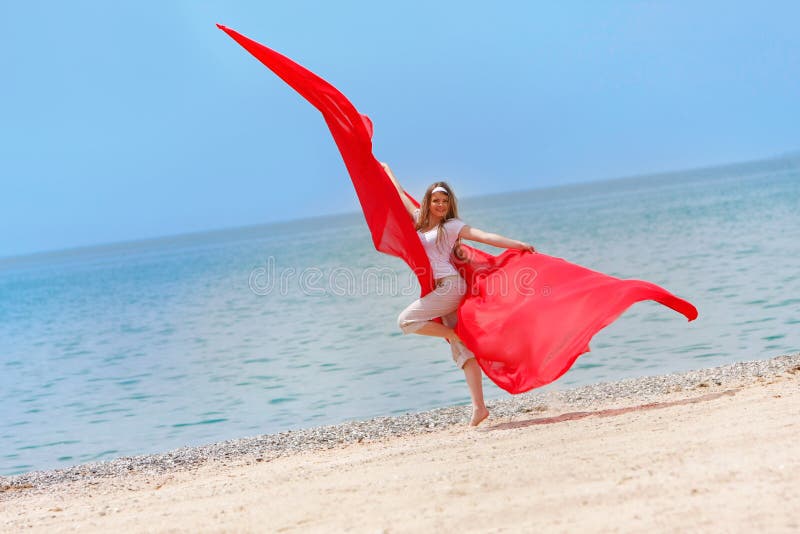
[380,161,398,185]
[380,161,418,219]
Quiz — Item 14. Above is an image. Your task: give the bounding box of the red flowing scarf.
[218,24,698,394]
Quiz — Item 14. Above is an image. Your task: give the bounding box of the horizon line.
[2,149,797,264]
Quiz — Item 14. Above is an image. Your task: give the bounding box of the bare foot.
[469,406,490,427]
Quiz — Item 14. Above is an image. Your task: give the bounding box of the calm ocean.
[2,156,798,476]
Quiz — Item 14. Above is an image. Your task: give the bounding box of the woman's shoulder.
[444,217,467,234]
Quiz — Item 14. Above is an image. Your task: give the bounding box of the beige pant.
[397,275,476,369]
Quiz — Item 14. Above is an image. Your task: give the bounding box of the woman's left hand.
[520,242,536,253]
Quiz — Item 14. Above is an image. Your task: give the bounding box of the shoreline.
[3,352,798,496]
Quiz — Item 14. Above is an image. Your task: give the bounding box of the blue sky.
[2,1,798,258]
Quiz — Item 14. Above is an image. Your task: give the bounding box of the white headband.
[431,186,448,194]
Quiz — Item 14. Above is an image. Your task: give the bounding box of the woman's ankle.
[469,405,490,426]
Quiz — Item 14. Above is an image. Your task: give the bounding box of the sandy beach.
[2,354,798,533]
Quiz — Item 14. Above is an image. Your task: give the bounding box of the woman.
[381,162,536,427]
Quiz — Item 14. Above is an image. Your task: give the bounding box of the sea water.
[1,156,798,475]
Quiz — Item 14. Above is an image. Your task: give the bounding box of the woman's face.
[429,191,450,218]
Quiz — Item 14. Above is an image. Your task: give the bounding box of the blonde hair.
[415,181,460,250]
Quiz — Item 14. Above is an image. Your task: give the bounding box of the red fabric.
[218,24,698,394]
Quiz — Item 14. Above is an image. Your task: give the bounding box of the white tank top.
[413,208,466,279]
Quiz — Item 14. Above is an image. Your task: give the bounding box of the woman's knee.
[397,312,408,333]
[397,311,426,334]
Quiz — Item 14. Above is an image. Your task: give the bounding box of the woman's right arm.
[380,162,418,219]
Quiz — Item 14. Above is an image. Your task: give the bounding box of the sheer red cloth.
[218,24,698,394]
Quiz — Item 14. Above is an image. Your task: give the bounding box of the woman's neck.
[429,214,444,226]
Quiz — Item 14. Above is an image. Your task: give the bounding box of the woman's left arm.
[459,225,536,253]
